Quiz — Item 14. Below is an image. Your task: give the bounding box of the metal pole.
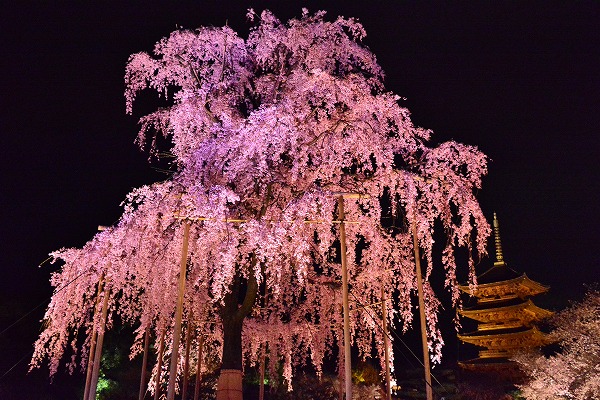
[138,327,150,400]
[193,335,204,400]
[167,221,191,400]
[412,219,433,400]
[381,286,392,400]
[87,281,110,400]
[337,196,352,400]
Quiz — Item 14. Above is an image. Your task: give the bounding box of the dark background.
[1,1,598,397]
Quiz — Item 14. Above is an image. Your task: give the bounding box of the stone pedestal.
[216,369,243,400]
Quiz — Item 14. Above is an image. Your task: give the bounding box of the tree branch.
[236,255,259,320]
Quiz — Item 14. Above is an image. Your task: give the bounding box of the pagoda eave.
[459,299,553,324]
[458,327,550,348]
[458,358,521,373]
[459,274,549,300]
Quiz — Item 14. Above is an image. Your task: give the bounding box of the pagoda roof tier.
[460,357,511,365]
[463,296,527,309]
[458,327,551,349]
[459,273,549,302]
[459,299,553,329]
[460,325,529,337]
[458,358,520,373]
[477,348,511,359]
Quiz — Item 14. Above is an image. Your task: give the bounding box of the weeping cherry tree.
[32,9,490,399]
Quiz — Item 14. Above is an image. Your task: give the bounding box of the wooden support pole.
[87,281,110,400]
[83,276,104,400]
[338,336,344,400]
[138,327,150,400]
[167,221,191,400]
[337,196,352,400]
[182,317,193,400]
[381,287,392,400]
[193,335,204,400]
[412,220,433,400]
[154,328,167,400]
[258,344,267,400]
[83,327,98,400]
[258,285,269,400]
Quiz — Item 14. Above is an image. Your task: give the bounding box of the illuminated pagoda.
[457,213,553,371]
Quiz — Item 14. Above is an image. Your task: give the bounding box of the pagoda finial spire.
[493,212,506,266]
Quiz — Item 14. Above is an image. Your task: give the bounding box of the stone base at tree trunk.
[216,369,243,400]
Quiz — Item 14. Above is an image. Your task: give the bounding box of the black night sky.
[1,1,598,396]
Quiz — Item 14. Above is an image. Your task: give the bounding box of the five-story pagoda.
[457,213,553,370]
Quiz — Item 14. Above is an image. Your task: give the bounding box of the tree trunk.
[217,314,244,400]
[221,316,244,370]
[217,190,268,400]
[216,270,259,400]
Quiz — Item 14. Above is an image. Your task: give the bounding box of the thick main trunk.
[217,301,245,400]
[217,313,244,400]
[217,273,259,400]
[217,189,269,400]
[221,314,244,370]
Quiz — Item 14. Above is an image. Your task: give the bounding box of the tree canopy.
[32,9,490,393]
[514,287,600,400]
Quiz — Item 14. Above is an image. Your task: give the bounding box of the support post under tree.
[258,344,267,400]
[337,335,344,400]
[412,219,433,400]
[83,275,104,400]
[154,328,166,400]
[182,315,194,400]
[167,221,191,400]
[381,286,392,400]
[337,196,352,400]
[258,285,269,400]
[87,279,110,400]
[83,323,98,400]
[193,334,204,400]
[138,327,150,400]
